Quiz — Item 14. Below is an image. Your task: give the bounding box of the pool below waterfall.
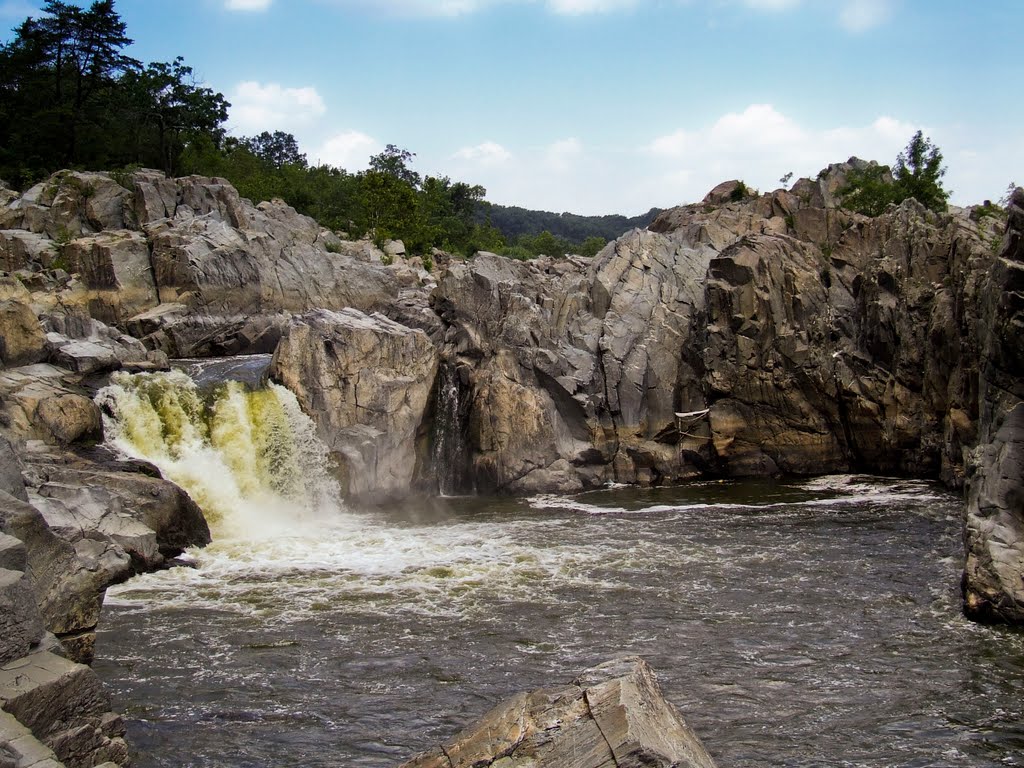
[93,477,1024,768]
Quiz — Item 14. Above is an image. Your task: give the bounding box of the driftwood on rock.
[398,657,717,768]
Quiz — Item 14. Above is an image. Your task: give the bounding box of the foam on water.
[97,370,341,537]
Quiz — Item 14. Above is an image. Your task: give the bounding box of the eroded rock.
[399,657,717,768]
[271,308,439,499]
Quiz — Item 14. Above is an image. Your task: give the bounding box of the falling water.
[96,369,342,538]
[431,363,469,495]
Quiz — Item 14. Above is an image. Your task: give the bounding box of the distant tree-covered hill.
[480,203,663,243]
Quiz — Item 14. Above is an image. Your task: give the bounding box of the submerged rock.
[398,656,717,768]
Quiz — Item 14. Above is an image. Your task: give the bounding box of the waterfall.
[432,363,469,495]
[96,369,342,539]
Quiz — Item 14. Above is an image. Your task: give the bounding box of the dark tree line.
[0,2,647,258]
[0,1,228,185]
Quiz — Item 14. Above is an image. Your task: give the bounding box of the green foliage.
[729,181,751,202]
[422,254,433,272]
[998,182,1018,208]
[971,200,1003,221]
[497,244,537,261]
[892,131,948,212]
[240,131,307,170]
[0,2,230,182]
[109,164,141,190]
[369,144,421,188]
[578,236,607,257]
[839,164,896,217]
[482,203,660,245]
[840,132,950,216]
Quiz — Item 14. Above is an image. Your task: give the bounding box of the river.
[91,368,1024,767]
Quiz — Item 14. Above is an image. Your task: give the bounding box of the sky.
[2,0,1021,215]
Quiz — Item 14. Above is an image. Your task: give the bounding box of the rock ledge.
[398,656,717,768]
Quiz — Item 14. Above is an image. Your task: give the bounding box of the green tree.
[0,0,140,180]
[356,169,418,244]
[369,144,421,188]
[241,130,307,170]
[578,235,607,257]
[119,57,229,175]
[892,130,948,213]
[840,132,950,216]
[839,164,896,217]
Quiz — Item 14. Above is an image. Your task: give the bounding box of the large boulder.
[0,442,210,663]
[399,657,717,768]
[0,301,46,369]
[62,230,157,325]
[271,308,439,499]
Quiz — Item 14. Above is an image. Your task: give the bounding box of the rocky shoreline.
[1,166,1021,766]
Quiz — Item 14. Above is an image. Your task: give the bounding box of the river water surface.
[94,478,1024,768]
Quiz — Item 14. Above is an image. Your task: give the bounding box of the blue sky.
[2,0,1020,214]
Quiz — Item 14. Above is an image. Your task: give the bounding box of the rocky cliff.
[430,169,998,493]
[962,188,1024,623]
[0,164,1021,763]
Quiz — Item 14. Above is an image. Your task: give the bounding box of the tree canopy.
[0,1,230,182]
[840,131,950,216]
[0,2,662,259]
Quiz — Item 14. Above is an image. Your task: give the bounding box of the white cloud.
[442,106,1013,216]
[545,137,584,170]
[313,131,381,170]
[645,104,927,208]
[452,141,513,166]
[839,0,892,32]
[225,0,272,10]
[322,0,639,16]
[547,0,639,14]
[228,81,326,136]
[318,0,893,27]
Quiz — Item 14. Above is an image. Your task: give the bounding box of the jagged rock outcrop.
[0,170,419,358]
[270,308,439,499]
[398,657,717,768]
[962,188,1024,623]
[430,166,997,492]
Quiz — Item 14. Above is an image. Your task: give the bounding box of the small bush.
[730,181,751,202]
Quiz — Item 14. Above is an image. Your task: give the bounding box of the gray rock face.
[963,188,1024,623]
[0,302,46,369]
[270,308,439,500]
[0,649,128,768]
[427,174,1001,495]
[398,656,717,768]
[0,171,402,358]
[0,442,210,664]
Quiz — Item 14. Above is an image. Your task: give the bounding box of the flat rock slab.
[398,657,717,768]
[0,709,64,768]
